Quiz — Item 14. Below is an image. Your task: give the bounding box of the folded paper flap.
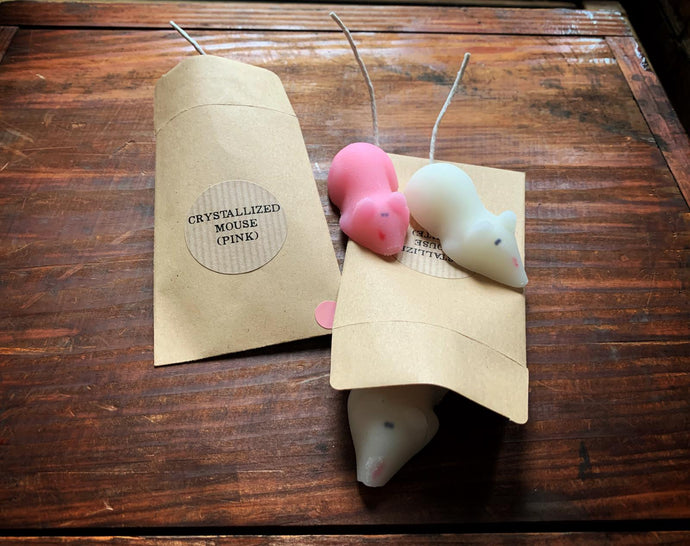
[154,55,295,132]
[332,318,525,369]
[330,321,529,424]
[333,241,526,365]
[155,108,308,203]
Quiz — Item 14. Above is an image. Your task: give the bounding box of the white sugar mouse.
[405,162,528,288]
[348,385,446,487]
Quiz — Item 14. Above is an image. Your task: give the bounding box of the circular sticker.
[395,219,471,279]
[184,180,287,274]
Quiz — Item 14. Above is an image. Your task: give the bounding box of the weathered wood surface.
[0,26,16,63]
[607,36,690,205]
[0,1,631,36]
[2,532,690,545]
[0,0,688,534]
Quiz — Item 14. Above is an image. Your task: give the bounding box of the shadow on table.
[356,391,523,521]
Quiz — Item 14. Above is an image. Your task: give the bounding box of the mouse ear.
[468,219,493,237]
[352,197,377,222]
[387,191,410,216]
[498,210,517,232]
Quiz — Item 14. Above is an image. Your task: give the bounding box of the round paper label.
[185,180,288,274]
[395,220,470,279]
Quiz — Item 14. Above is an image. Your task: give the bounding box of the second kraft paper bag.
[153,55,341,366]
[330,154,528,423]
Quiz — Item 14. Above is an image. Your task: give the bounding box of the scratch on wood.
[0,119,35,143]
[99,104,123,137]
[644,270,657,310]
[111,230,133,245]
[0,143,29,159]
[22,146,77,153]
[20,291,44,310]
[111,139,135,156]
[297,373,329,385]
[60,500,114,526]
[578,441,593,480]
[57,263,85,281]
[534,380,567,393]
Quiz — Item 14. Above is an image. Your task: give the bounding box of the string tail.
[170,20,207,56]
[429,52,471,162]
[330,11,379,147]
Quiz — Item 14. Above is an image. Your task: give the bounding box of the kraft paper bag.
[154,55,341,366]
[330,154,528,423]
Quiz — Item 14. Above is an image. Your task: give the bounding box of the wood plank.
[0,26,17,63]
[2,533,690,545]
[622,0,690,134]
[0,14,688,530]
[607,36,690,207]
[0,1,632,37]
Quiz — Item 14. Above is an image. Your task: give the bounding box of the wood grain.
[2,533,690,545]
[0,1,632,37]
[0,25,16,63]
[0,0,688,533]
[607,36,690,206]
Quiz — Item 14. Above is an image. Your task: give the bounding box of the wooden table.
[1,1,688,543]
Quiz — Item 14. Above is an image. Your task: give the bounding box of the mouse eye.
[383,421,395,429]
[494,238,502,245]
[380,212,389,217]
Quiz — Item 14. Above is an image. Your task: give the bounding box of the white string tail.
[170,20,207,56]
[330,11,380,147]
[430,52,471,162]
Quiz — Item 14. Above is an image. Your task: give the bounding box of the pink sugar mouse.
[328,142,410,256]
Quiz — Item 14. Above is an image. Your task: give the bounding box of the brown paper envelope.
[330,154,528,424]
[153,55,341,366]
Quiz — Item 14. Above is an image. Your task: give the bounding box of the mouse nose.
[518,270,528,287]
[515,263,528,287]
